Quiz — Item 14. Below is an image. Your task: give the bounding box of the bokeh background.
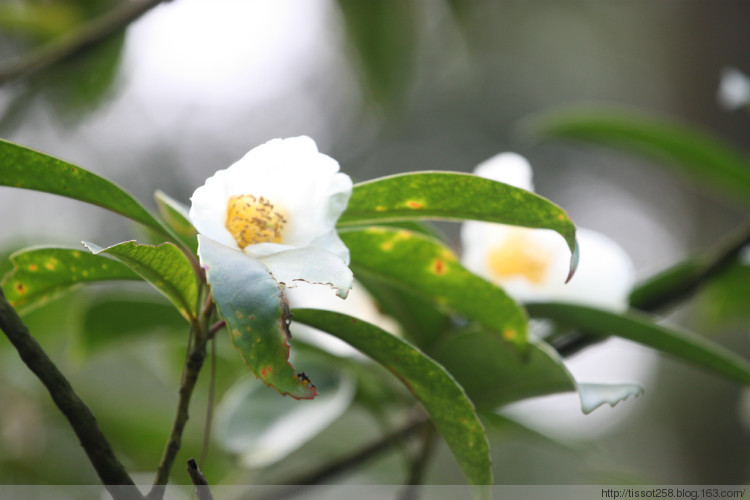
[0,0,748,488]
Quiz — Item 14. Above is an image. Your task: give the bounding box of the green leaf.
[292,308,493,489]
[154,190,198,254]
[81,294,186,352]
[199,235,317,400]
[356,275,451,351]
[339,171,579,277]
[527,302,750,385]
[84,241,198,322]
[629,222,750,312]
[0,139,169,235]
[431,328,576,410]
[341,227,528,349]
[529,107,750,204]
[1,246,139,313]
[336,0,416,108]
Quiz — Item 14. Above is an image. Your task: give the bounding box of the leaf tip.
[565,238,580,284]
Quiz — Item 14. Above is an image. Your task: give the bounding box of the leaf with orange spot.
[198,235,317,399]
[341,227,528,350]
[1,247,139,314]
[339,171,579,278]
[292,308,492,491]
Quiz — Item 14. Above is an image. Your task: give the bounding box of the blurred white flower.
[718,67,750,111]
[190,136,352,261]
[286,281,401,357]
[461,152,634,311]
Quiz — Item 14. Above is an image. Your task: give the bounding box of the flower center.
[485,230,552,284]
[225,194,287,249]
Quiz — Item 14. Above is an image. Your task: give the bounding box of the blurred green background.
[0,0,748,488]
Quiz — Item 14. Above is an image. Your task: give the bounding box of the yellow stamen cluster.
[225,194,287,249]
[485,230,552,284]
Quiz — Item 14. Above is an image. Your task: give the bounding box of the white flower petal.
[189,136,353,282]
[260,247,353,298]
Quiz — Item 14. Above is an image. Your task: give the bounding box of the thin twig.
[252,416,429,500]
[147,328,209,500]
[199,336,217,467]
[0,288,143,500]
[187,457,214,500]
[400,422,438,500]
[0,0,169,84]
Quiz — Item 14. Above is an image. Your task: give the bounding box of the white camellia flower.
[190,136,354,295]
[191,136,352,260]
[461,152,634,311]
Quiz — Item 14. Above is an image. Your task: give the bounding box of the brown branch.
[0,288,143,500]
[187,458,213,500]
[0,0,169,84]
[147,329,208,500]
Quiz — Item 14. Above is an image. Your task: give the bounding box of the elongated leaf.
[1,246,138,313]
[199,235,317,400]
[530,107,750,204]
[84,241,198,322]
[356,274,450,351]
[154,190,198,253]
[339,171,578,276]
[432,328,576,410]
[341,227,528,349]
[527,302,750,385]
[0,139,169,234]
[292,308,493,489]
[629,221,750,311]
[337,0,416,108]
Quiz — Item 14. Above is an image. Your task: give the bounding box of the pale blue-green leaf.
[199,235,317,399]
[260,247,353,299]
[577,383,644,415]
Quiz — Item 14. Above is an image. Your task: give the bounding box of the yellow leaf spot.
[375,205,387,212]
[15,283,26,295]
[44,258,59,271]
[406,201,423,209]
[380,241,394,251]
[72,251,81,258]
[503,329,517,341]
[28,264,38,272]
